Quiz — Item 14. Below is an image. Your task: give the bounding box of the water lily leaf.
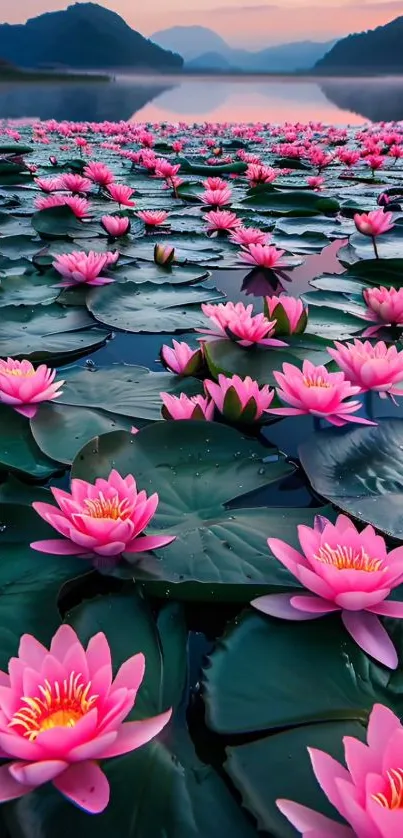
[32,206,100,239]
[0,272,60,306]
[87,280,224,333]
[0,234,39,259]
[113,262,210,285]
[178,158,247,175]
[299,418,403,539]
[241,190,340,217]
[70,421,296,599]
[0,404,62,478]
[58,364,202,418]
[346,223,403,260]
[203,609,402,736]
[0,304,110,362]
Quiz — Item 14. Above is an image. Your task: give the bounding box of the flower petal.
[251,593,325,620]
[0,764,34,802]
[341,610,398,669]
[96,709,172,759]
[276,800,353,837]
[53,761,110,814]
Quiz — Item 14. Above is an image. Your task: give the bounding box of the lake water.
[1,74,403,124]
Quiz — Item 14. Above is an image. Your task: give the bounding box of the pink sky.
[2,0,403,47]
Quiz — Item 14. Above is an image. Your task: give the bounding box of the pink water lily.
[0,358,64,418]
[160,340,203,375]
[204,374,275,422]
[0,624,171,813]
[200,187,233,207]
[84,161,115,186]
[59,173,92,194]
[160,392,214,421]
[268,359,375,426]
[34,195,91,218]
[354,209,394,257]
[101,215,130,237]
[277,703,403,836]
[137,210,169,226]
[239,243,287,269]
[229,225,270,246]
[34,176,63,193]
[154,243,175,266]
[31,469,175,561]
[198,301,287,348]
[53,250,117,286]
[252,513,403,668]
[328,339,403,399]
[203,209,240,232]
[363,286,403,336]
[106,183,135,207]
[264,294,308,335]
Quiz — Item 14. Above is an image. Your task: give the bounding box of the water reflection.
[1,75,403,123]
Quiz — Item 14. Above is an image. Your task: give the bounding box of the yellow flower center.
[314,543,383,572]
[303,374,331,388]
[83,491,131,521]
[9,672,98,741]
[3,368,35,377]
[373,769,403,809]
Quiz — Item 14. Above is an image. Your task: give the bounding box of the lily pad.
[0,304,110,362]
[87,281,224,333]
[32,206,100,239]
[0,272,60,306]
[0,404,62,478]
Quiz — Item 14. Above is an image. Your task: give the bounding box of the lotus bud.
[264,294,308,335]
[160,340,204,376]
[154,243,175,266]
[204,374,275,423]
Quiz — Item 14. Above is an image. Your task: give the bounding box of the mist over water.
[1,75,403,123]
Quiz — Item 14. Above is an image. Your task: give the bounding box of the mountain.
[152,26,334,72]
[0,3,183,71]
[315,16,403,73]
[151,26,229,62]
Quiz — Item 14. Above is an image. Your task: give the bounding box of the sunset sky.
[2,0,403,46]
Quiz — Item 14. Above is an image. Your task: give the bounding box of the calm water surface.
[1,75,403,123]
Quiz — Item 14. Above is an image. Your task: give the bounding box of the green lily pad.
[0,404,61,478]
[113,262,210,285]
[204,338,331,388]
[203,609,402,735]
[0,303,110,362]
[299,419,403,539]
[241,190,340,217]
[32,206,100,239]
[0,272,60,306]
[58,364,203,419]
[87,281,224,333]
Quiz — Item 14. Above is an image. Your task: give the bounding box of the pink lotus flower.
[59,173,92,194]
[338,148,361,166]
[160,340,203,375]
[268,359,374,426]
[34,176,63,193]
[246,164,278,186]
[101,215,130,237]
[253,513,403,668]
[35,195,91,219]
[278,703,403,836]
[306,175,324,190]
[84,161,115,186]
[154,243,175,266]
[204,374,275,422]
[239,243,287,270]
[201,187,232,207]
[199,301,287,348]
[354,209,394,237]
[160,392,214,421]
[53,251,117,287]
[328,339,403,399]
[106,184,135,207]
[31,469,175,560]
[0,624,171,812]
[366,153,385,172]
[203,177,227,190]
[264,294,308,335]
[229,226,270,246]
[0,358,64,419]
[153,158,181,179]
[363,286,403,334]
[203,210,241,232]
[137,210,169,227]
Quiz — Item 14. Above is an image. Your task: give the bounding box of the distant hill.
[316,16,403,73]
[0,3,183,71]
[152,26,334,72]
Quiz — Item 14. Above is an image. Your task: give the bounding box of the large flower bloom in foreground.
[252,514,403,668]
[198,301,287,348]
[239,243,287,269]
[0,358,64,418]
[53,251,117,287]
[31,469,175,560]
[354,210,394,236]
[264,294,308,335]
[268,360,374,426]
[328,339,403,399]
[0,624,171,812]
[277,703,403,836]
[160,392,214,421]
[204,374,275,423]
